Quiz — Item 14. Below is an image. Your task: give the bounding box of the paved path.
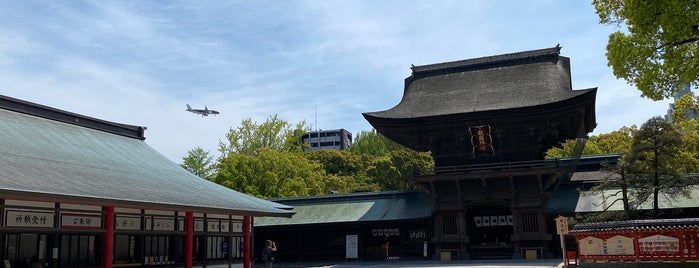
[194,260,564,268]
[250,260,563,268]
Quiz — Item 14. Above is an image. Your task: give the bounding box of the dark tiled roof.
[364,46,596,119]
[571,218,699,233]
[255,190,432,226]
[0,95,293,217]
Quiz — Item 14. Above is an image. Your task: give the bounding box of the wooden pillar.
[244,216,251,268]
[102,206,115,268]
[185,212,194,268]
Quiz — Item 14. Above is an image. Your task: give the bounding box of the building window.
[60,234,98,267]
[206,236,229,260]
[443,215,458,235]
[522,212,539,233]
[144,236,170,264]
[114,235,138,264]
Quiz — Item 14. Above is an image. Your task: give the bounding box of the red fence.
[571,218,699,261]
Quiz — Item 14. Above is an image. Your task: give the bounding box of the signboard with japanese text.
[371,228,399,236]
[152,217,175,231]
[555,216,568,235]
[231,221,243,233]
[220,220,229,233]
[207,219,220,232]
[116,215,141,230]
[61,213,101,229]
[639,235,679,255]
[194,219,204,232]
[6,210,54,228]
[608,235,635,255]
[579,236,604,255]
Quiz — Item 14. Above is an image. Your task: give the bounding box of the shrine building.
[0,95,293,268]
[363,46,597,259]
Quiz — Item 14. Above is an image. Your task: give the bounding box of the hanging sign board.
[555,215,569,235]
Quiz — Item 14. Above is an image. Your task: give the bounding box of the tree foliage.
[180,147,216,179]
[593,0,699,100]
[348,129,403,156]
[197,113,436,197]
[622,117,690,217]
[304,149,381,193]
[215,148,329,198]
[545,126,636,158]
[218,114,309,156]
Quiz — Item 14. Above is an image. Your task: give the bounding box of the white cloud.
[0,0,676,162]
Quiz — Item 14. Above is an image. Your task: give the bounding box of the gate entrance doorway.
[466,204,513,259]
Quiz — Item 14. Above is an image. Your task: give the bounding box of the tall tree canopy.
[180,147,216,179]
[593,0,699,100]
[623,117,690,217]
[545,126,636,158]
[215,148,327,198]
[218,114,309,156]
[348,129,403,156]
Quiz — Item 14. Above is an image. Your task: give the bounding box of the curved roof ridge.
[410,45,561,73]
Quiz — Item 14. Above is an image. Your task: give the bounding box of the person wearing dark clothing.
[261,240,277,268]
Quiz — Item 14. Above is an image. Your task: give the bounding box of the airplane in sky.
[186,104,220,116]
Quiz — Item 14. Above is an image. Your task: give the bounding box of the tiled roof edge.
[410,45,562,73]
[0,94,146,140]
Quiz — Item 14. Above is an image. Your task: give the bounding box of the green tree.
[349,129,403,156]
[366,155,403,190]
[215,148,327,198]
[590,126,636,154]
[623,117,690,217]
[388,148,434,188]
[545,126,637,158]
[218,114,309,156]
[348,129,436,191]
[593,0,699,100]
[671,92,699,173]
[181,147,216,179]
[305,149,378,193]
[545,139,602,159]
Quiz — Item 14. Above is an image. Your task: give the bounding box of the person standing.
[261,240,277,268]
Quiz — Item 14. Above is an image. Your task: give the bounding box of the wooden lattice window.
[522,212,539,233]
[443,215,458,235]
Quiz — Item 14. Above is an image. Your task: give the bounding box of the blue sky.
[0,1,680,162]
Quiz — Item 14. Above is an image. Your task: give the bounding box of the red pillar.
[244,216,251,268]
[185,212,194,268]
[102,206,115,268]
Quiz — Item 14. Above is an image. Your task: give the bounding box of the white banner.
[346,235,358,259]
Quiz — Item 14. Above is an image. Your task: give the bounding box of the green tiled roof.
[547,186,699,214]
[255,191,432,226]
[0,96,292,217]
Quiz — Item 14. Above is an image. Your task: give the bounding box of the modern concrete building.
[302,129,352,152]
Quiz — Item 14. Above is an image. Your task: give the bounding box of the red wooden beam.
[185,212,194,268]
[102,206,115,268]
[244,216,251,268]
